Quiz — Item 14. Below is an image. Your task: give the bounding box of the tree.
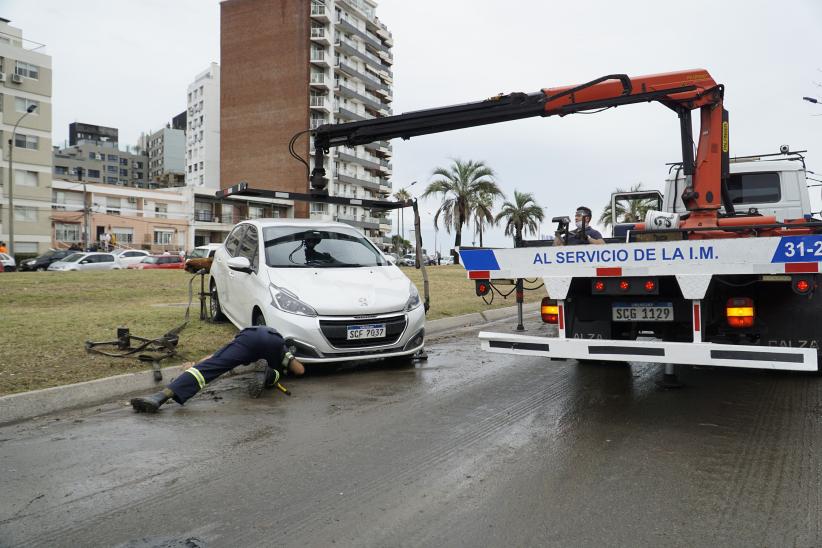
[393,187,412,254]
[472,190,497,247]
[598,183,657,229]
[422,159,503,265]
[495,190,545,247]
[390,234,411,254]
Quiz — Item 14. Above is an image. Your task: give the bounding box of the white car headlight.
[270,284,318,317]
[405,283,422,311]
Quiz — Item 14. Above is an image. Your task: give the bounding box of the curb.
[0,302,541,426]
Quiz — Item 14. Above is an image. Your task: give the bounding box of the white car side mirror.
[227,256,253,274]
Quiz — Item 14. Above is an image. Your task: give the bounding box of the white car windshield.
[189,248,209,258]
[63,253,85,263]
[263,227,387,268]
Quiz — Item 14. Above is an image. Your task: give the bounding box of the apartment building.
[186,63,220,189]
[69,122,117,146]
[221,0,394,248]
[51,178,190,252]
[146,126,185,186]
[0,17,53,255]
[52,139,149,188]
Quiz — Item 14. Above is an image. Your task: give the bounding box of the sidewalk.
[0,302,541,425]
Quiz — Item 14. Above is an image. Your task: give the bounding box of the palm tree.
[422,159,503,265]
[472,190,497,247]
[598,182,657,229]
[393,187,412,254]
[495,190,545,247]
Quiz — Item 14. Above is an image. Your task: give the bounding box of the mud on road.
[1,323,821,547]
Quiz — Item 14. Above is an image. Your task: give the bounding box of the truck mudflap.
[478,331,819,372]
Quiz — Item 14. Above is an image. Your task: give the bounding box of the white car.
[0,252,16,272]
[47,252,122,271]
[209,219,426,364]
[112,249,151,267]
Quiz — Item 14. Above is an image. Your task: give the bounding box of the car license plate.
[346,323,386,340]
[612,302,673,322]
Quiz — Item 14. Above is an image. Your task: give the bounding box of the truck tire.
[210,279,226,322]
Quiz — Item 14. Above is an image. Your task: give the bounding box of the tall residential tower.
[221,0,394,247]
[0,17,53,255]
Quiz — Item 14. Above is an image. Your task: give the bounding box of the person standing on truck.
[554,206,605,246]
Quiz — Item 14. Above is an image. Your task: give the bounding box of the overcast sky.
[4,0,822,251]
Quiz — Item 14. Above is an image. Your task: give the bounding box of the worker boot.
[248,359,282,398]
[131,388,174,413]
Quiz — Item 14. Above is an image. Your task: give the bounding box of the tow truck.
[307,69,822,377]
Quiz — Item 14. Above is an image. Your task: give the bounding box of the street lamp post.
[7,104,38,257]
[397,180,417,254]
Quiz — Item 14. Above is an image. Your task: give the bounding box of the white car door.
[231,225,267,326]
[216,224,248,323]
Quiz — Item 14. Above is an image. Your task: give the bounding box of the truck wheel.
[209,280,226,322]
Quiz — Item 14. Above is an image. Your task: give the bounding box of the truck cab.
[612,151,812,238]
[662,155,811,222]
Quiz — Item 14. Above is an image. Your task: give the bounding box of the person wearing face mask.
[554,206,605,246]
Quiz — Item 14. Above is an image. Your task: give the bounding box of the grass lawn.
[0,266,544,395]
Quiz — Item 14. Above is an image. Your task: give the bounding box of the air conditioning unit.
[0,73,6,82]
[11,73,23,84]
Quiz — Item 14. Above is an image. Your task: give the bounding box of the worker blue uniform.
[566,226,603,245]
[167,326,287,405]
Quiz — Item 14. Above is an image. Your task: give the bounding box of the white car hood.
[267,265,412,315]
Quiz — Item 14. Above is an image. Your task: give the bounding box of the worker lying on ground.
[554,206,606,246]
[131,326,305,413]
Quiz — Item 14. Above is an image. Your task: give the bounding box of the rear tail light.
[726,297,754,328]
[792,275,814,295]
[541,297,558,324]
[618,279,630,291]
[475,279,490,296]
[593,279,605,292]
[644,279,656,292]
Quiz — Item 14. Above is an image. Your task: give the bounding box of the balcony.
[335,60,382,90]
[310,26,331,45]
[335,214,379,230]
[310,95,331,112]
[310,49,330,67]
[310,71,330,89]
[310,118,328,129]
[337,150,381,171]
[337,83,385,111]
[310,2,331,22]
[335,107,365,122]
[336,172,380,191]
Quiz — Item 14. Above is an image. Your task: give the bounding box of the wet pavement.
[1,321,821,547]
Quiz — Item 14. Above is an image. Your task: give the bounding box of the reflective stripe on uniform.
[185,367,206,389]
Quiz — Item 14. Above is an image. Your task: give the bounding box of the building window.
[14,169,38,187]
[112,227,133,244]
[107,154,118,162]
[87,169,101,178]
[54,166,68,175]
[155,203,168,219]
[14,206,37,222]
[249,205,265,219]
[106,165,117,173]
[14,134,38,150]
[14,61,39,79]
[55,223,81,242]
[120,158,129,165]
[14,97,39,114]
[119,168,128,176]
[106,176,118,183]
[106,197,121,215]
[154,229,174,245]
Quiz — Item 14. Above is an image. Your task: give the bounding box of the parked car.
[184,243,222,273]
[209,220,426,364]
[47,252,121,272]
[0,252,15,272]
[127,255,185,270]
[19,249,74,271]
[112,248,151,267]
[384,253,399,265]
[400,253,416,267]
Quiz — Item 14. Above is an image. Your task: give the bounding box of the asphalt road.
[1,321,821,547]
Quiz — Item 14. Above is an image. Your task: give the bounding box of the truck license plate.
[347,323,386,340]
[612,303,673,322]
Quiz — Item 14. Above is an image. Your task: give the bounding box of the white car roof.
[241,218,365,232]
